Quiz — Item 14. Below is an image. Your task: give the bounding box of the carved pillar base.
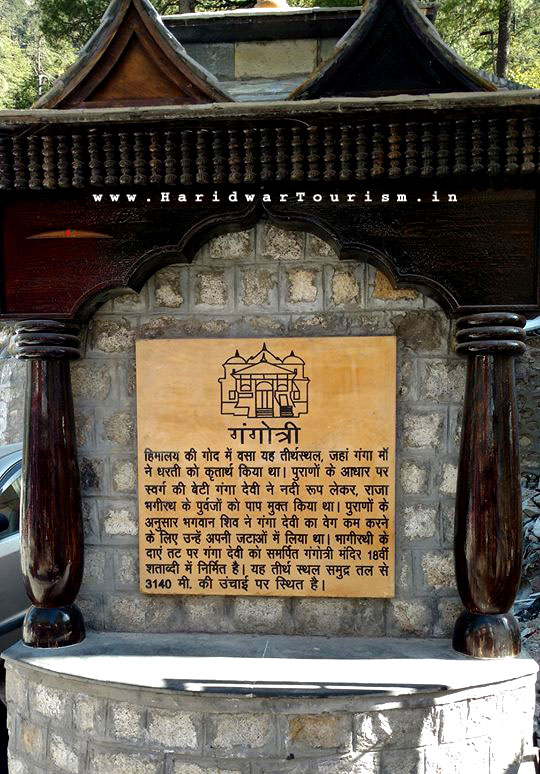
[453,312,525,659]
[453,611,521,659]
[16,320,85,648]
[23,604,85,649]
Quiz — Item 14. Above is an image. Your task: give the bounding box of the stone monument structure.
[0,0,539,771]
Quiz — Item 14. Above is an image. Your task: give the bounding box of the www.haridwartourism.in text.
[91,190,459,204]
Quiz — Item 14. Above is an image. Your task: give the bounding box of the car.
[0,443,27,654]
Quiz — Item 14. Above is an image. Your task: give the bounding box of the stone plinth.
[4,633,537,774]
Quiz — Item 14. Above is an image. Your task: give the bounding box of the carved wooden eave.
[1,92,540,191]
[291,0,496,99]
[33,0,231,109]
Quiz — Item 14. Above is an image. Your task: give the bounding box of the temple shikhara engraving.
[137,337,396,597]
[219,343,309,419]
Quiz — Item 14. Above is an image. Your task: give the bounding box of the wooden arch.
[1,0,538,659]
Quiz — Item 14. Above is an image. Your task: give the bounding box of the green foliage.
[436,0,540,86]
[0,0,76,108]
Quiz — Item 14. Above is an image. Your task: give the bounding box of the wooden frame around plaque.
[137,337,396,598]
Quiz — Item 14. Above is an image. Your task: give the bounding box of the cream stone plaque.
[137,337,396,597]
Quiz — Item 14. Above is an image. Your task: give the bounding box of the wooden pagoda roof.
[292,0,495,99]
[33,0,230,109]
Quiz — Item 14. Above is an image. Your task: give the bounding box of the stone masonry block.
[182,596,230,633]
[6,756,31,774]
[288,714,352,751]
[402,504,437,540]
[396,550,413,594]
[109,701,145,741]
[424,738,490,774]
[239,268,277,308]
[402,412,444,449]
[113,548,139,588]
[235,40,317,78]
[317,753,380,774]
[232,597,290,634]
[441,501,455,545]
[5,668,28,711]
[207,230,254,260]
[387,599,432,636]
[173,763,243,774]
[398,359,415,400]
[392,310,448,353]
[259,225,305,260]
[370,269,422,307]
[210,713,274,750]
[113,290,147,312]
[102,502,138,537]
[353,600,386,636]
[381,748,425,774]
[194,270,231,308]
[421,551,455,590]
[419,360,466,403]
[145,596,183,633]
[75,409,93,447]
[439,463,457,495]
[153,266,185,308]
[434,700,468,744]
[82,546,108,589]
[89,749,162,774]
[293,599,356,636]
[71,362,112,401]
[79,457,104,493]
[327,267,363,308]
[184,42,235,81]
[103,595,147,631]
[89,319,135,354]
[19,718,46,760]
[73,694,107,735]
[306,234,336,258]
[102,409,135,447]
[30,683,70,723]
[289,313,347,336]
[147,709,199,749]
[286,268,319,305]
[434,598,462,638]
[355,707,438,751]
[400,461,429,494]
[112,460,137,493]
[49,733,80,772]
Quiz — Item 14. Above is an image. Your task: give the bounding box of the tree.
[436,0,540,86]
[496,0,513,77]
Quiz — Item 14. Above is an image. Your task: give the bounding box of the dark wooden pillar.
[15,320,85,648]
[453,312,526,658]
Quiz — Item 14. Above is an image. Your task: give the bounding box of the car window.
[0,463,21,540]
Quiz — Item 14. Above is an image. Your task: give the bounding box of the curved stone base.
[3,633,537,774]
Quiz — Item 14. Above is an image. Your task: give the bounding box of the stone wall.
[5,651,536,774]
[44,222,463,638]
[517,336,540,474]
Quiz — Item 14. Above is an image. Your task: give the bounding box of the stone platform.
[3,633,538,774]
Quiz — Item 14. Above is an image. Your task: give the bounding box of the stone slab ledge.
[3,633,537,700]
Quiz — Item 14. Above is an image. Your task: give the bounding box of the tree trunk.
[176,0,196,13]
[496,0,512,78]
